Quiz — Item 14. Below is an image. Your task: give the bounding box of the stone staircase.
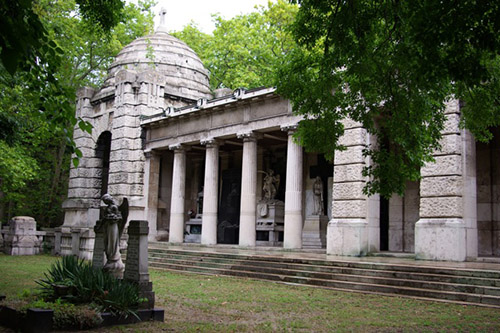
[147,243,500,308]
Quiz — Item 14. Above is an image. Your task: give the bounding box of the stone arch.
[95,131,112,196]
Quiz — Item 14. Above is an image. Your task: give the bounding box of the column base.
[327,219,368,256]
[415,218,466,261]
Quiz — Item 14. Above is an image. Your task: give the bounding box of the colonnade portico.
[157,127,305,248]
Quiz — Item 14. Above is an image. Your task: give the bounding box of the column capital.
[144,149,161,159]
[281,123,299,134]
[168,143,191,152]
[200,137,224,148]
[237,131,263,142]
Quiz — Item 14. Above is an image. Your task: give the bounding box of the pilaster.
[415,100,473,261]
[327,119,378,256]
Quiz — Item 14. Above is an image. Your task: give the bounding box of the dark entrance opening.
[217,168,241,244]
[96,131,112,196]
[380,196,389,251]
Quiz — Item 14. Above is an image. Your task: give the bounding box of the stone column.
[415,100,475,261]
[327,119,379,256]
[169,144,188,243]
[238,132,259,247]
[144,150,160,241]
[200,138,223,245]
[281,124,303,249]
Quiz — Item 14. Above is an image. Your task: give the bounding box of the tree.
[172,0,298,90]
[0,0,155,226]
[277,0,500,198]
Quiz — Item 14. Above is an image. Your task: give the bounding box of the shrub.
[37,256,142,317]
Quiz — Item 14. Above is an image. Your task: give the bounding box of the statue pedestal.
[256,201,284,246]
[184,218,202,243]
[302,215,328,249]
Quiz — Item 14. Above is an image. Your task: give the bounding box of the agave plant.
[36,256,142,317]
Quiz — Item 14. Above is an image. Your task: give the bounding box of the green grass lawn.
[1,253,500,332]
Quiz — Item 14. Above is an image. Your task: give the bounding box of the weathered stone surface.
[435,133,462,156]
[338,127,367,147]
[332,200,367,218]
[110,149,145,162]
[341,118,363,130]
[108,172,144,185]
[334,145,365,165]
[109,161,145,174]
[420,175,463,197]
[421,154,462,177]
[332,182,366,200]
[333,163,365,182]
[444,99,460,115]
[442,113,461,134]
[108,184,144,197]
[67,188,101,199]
[111,127,143,139]
[327,219,368,256]
[111,138,144,151]
[420,196,463,218]
[415,218,466,261]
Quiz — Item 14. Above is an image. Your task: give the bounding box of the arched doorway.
[96,131,112,196]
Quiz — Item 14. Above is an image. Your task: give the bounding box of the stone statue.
[262,169,280,201]
[101,194,128,278]
[313,176,324,215]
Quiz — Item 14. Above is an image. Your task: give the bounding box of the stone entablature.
[142,87,300,149]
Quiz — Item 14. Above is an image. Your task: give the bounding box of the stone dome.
[107,30,212,100]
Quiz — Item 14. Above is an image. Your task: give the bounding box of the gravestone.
[124,220,155,309]
[92,220,106,269]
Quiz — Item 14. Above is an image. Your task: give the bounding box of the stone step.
[149,260,500,307]
[148,246,500,279]
[148,252,500,288]
[146,245,500,306]
[148,254,500,296]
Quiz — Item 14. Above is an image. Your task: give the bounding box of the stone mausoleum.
[61,14,500,262]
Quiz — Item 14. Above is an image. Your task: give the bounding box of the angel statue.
[262,169,280,201]
[101,193,128,278]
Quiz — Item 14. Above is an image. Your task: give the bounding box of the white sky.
[151,0,272,33]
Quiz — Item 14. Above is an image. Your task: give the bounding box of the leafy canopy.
[277,0,500,197]
[172,0,298,90]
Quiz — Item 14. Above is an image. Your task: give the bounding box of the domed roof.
[106,27,212,100]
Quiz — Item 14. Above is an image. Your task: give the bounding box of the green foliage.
[37,256,142,317]
[277,0,500,197]
[172,0,298,90]
[0,0,155,226]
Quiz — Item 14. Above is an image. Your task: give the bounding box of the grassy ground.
[1,253,500,332]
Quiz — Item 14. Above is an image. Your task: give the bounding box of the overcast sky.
[150,0,272,33]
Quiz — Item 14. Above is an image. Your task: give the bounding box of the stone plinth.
[256,201,284,246]
[124,220,155,309]
[4,216,40,255]
[302,215,328,249]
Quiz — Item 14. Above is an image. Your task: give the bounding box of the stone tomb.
[3,216,44,255]
[256,201,284,246]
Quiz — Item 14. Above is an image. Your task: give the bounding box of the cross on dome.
[157,7,168,33]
